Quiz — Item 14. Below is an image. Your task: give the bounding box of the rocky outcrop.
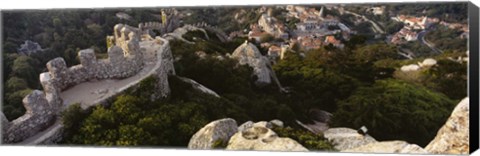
[323,127,377,151]
[269,119,284,128]
[188,118,238,149]
[231,41,285,91]
[18,40,43,55]
[341,141,428,154]
[418,58,437,67]
[226,124,308,152]
[400,64,420,72]
[1,112,9,136]
[238,120,283,132]
[231,41,273,86]
[425,97,469,154]
[238,121,254,132]
[189,119,306,151]
[253,121,273,129]
[296,109,332,134]
[400,58,438,72]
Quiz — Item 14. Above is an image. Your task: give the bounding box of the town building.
[393,15,429,30]
[390,27,418,44]
[258,14,289,40]
[324,35,344,48]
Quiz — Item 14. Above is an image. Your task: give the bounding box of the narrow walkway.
[60,61,156,109]
[19,120,62,145]
[17,39,166,145]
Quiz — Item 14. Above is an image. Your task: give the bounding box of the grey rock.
[323,127,377,151]
[238,121,254,132]
[226,124,308,151]
[253,121,273,129]
[17,40,43,55]
[231,41,272,85]
[269,119,284,128]
[425,97,469,154]
[1,112,9,133]
[341,141,428,154]
[188,118,238,149]
[308,109,332,123]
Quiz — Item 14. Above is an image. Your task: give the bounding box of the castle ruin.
[1,23,175,144]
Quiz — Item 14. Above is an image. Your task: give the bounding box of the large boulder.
[323,127,377,151]
[226,126,308,151]
[238,121,254,132]
[342,141,428,154]
[188,118,238,149]
[238,120,279,132]
[253,121,273,129]
[418,58,437,67]
[425,97,469,154]
[226,125,308,152]
[231,41,272,86]
[269,119,284,128]
[400,64,420,72]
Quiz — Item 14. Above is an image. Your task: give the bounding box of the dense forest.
[2,3,468,149]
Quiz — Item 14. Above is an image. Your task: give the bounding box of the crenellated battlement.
[2,90,56,143]
[1,23,175,144]
[137,8,181,36]
[44,24,144,93]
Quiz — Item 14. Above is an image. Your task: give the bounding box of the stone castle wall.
[2,91,56,143]
[190,22,230,42]
[1,23,162,144]
[138,9,181,36]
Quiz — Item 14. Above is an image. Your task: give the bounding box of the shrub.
[211,139,228,149]
[272,127,336,151]
[60,103,89,144]
[331,79,455,147]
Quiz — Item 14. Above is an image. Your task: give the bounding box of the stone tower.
[161,9,168,27]
[280,44,289,60]
[319,6,325,19]
[267,7,273,17]
[422,16,428,26]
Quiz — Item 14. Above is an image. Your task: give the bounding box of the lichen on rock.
[188,118,238,149]
[226,122,308,152]
[341,141,428,154]
[323,127,377,151]
[425,97,469,154]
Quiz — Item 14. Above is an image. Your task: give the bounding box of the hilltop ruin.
[1,23,175,144]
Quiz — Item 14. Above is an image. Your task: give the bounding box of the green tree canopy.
[331,79,456,147]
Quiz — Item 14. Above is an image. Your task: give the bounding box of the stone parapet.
[1,24,154,144]
[2,90,56,143]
